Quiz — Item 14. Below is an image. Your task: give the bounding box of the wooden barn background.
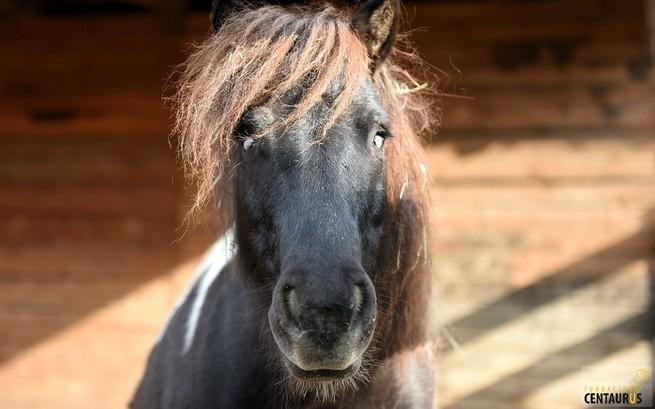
[0,0,653,408]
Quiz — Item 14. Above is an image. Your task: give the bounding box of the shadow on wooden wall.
[440,212,655,408]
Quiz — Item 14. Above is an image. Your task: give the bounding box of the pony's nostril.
[352,284,364,317]
[284,287,302,322]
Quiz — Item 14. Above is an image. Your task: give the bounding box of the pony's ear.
[351,0,399,69]
[210,0,247,32]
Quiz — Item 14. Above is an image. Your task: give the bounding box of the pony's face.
[199,0,401,397]
[234,78,388,385]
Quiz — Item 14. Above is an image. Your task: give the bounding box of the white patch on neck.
[155,228,235,355]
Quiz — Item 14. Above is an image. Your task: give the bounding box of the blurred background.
[0,0,653,408]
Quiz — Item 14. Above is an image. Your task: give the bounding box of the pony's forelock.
[175,6,369,214]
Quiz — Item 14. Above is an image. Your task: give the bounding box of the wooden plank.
[405,0,645,35]
[0,137,175,186]
[0,216,176,247]
[0,250,176,282]
[436,64,651,90]
[425,133,654,181]
[0,186,178,216]
[0,99,171,137]
[405,0,643,22]
[439,82,651,130]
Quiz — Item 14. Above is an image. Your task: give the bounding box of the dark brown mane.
[174,4,437,358]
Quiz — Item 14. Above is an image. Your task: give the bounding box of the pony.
[131,0,437,407]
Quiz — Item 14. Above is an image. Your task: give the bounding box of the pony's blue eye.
[243,137,255,151]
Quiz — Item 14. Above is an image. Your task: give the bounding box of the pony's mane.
[175,4,437,356]
[174,5,435,215]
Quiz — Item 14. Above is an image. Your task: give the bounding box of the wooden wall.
[0,1,653,408]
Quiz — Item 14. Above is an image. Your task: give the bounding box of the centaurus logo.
[583,367,652,407]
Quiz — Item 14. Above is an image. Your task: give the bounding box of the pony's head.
[175,0,433,400]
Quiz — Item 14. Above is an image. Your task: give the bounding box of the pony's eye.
[373,132,385,149]
[243,137,255,151]
[372,125,390,149]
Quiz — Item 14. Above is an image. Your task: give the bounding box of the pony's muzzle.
[269,267,377,376]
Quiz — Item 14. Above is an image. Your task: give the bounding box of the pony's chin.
[283,359,366,402]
